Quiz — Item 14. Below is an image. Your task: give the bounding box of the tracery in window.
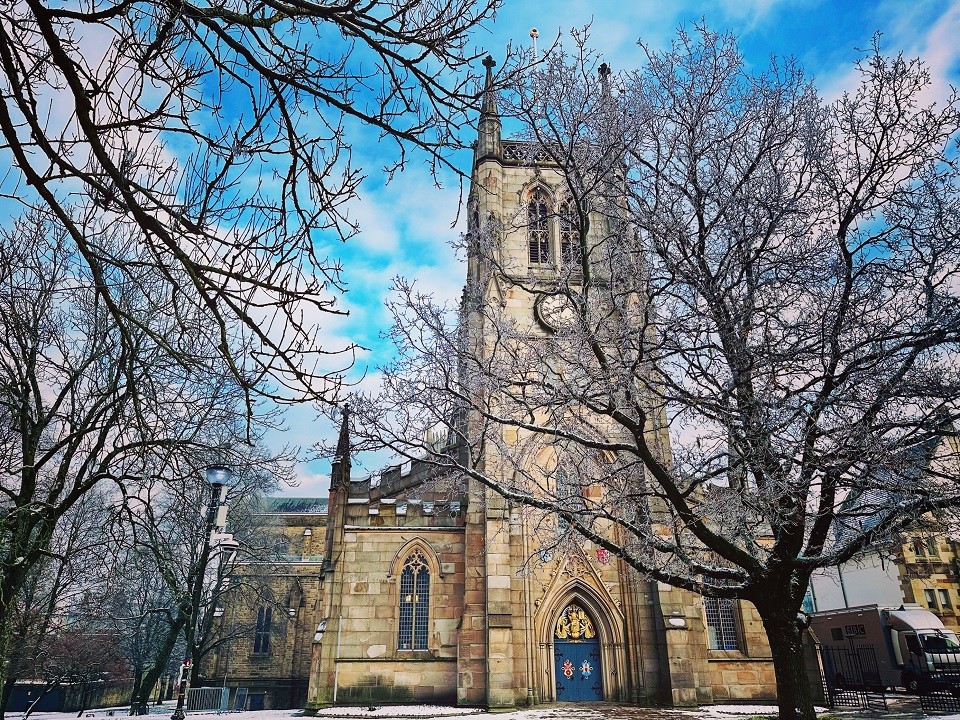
[528,189,551,265]
[397,548,430,650]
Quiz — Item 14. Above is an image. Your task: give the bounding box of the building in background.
[809,535,960,633]
[204,497,327,711]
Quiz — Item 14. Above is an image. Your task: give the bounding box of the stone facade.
[209,482,777,710]
[898,534,960,631]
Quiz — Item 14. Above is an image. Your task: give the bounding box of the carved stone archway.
[536,578,627,703]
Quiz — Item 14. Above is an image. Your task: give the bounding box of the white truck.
[809,604,960,692]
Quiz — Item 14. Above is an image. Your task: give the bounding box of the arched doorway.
[553,603,604,701]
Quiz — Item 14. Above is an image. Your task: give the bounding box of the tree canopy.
[351,27,960,720]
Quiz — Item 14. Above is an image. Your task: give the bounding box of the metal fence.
[231,688,249,712]
[816,643,960,713]
[185,687,229,713]
[819,645,888,711]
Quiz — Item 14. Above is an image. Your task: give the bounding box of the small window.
[927,538,940,556]
[939,589,952,609]
[528,189,551,265]
[704,597,742,651]
[253,606,272,654]
[914,539,926,557]
[398,549,430,650]
[925,588,937,610]
[830,627,844,641]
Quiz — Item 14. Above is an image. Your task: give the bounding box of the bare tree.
[0,212,266,715]
[1,490,111,714]
[100,544,183,713]
[0,0,506,408]
[349,28,960,720]
[112,444,288,711]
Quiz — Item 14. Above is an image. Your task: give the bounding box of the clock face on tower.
[534,292,579,333]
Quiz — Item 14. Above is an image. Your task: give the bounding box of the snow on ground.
[312,707,480,717]
[7,702,955,720]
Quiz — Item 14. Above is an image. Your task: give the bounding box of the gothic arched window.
[528,189,551,265]
[253,606,272,654]
[397,548,430,650]
[559,199,581,266]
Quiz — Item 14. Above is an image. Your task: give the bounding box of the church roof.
[261,496,328,514]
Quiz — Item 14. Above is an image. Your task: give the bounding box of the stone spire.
[329,403,351,491]
[476,54,501,162]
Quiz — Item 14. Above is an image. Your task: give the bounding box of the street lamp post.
[171,465,234,720]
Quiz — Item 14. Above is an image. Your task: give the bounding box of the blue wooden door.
[553,603,604,701]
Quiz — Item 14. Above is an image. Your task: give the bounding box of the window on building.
[704,597,742,651]
[928,537,940,556]
[559,200,581,266]
[528,189,551,265]
[914,538,926,557]
[398,549,430,650]
[253,606,272,654]
[925,588,937,610]
[939,589,952,609]
[555,465,574,501]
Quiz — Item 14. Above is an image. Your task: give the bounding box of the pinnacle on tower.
[476,54,501,161]
[329,403,351,490]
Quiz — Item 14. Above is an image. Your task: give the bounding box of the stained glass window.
[253,606,272,654]
[398,549,430,650]
[528,189,551,265]
[704,597,741,651]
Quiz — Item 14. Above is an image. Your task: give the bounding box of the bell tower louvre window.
[528,189,551,265]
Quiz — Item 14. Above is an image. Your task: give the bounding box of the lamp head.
[205,465,233,489]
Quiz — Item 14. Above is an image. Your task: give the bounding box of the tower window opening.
[559,200,581,266]
[528,189,551,265]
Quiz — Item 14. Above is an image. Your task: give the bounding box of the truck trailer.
[809,604,960,692]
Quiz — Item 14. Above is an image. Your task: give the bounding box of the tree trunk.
[129,613,187,711]
[1,676,14,720]
[128,669,144,715]
[0,604,13,720]
[757,600,816,720]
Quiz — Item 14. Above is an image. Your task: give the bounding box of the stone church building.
[206,62,778,711]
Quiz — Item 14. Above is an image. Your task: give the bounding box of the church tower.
[453,56,779,709]
[455,56,668,708]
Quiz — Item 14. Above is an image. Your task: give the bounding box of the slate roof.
[261,497,328,514]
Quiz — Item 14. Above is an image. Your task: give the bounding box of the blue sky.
[280,0,960,496]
